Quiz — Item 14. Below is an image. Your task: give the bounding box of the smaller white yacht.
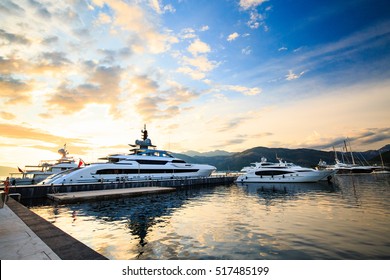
[40,126,216,185]
[9,146,78,185]
[237,157,336,183]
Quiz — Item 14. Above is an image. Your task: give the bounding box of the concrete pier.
[47,186,175,203]
[0,198,107,260]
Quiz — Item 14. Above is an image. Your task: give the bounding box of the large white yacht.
[237,157,336,183]
[8,146,78,185]
[40,126,216,185]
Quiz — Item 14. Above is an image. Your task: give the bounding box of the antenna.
[141,124,148,140]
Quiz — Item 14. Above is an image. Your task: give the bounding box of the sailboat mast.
[379,151,385,169]
[347,139,356,165]
[344,139,355,165]
[333,146,338,162]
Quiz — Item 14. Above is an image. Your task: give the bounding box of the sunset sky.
[1,0,390,168]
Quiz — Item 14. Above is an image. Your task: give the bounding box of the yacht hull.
[40,164,216,185]
[237,170,335,183]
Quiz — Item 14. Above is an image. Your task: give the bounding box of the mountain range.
[175,144,390,171]
[1,145,389,178]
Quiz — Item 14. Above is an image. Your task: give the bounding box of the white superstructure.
[8,146,78,185]
[40,126,216,185]
[237,157,335,183]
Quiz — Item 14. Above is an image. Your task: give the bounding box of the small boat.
[40,126,216,185]
[237,157,336,183]
[8,146,78,185]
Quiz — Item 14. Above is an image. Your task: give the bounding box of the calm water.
[29,174,390,260]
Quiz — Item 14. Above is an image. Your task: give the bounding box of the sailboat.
[325,139,376,174]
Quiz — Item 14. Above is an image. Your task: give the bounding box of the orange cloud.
[0,76,32,104]
[0,123,84,148]
[46,64,123,116]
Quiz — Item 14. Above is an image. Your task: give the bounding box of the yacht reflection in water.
[65,187,217,258]
[236,181,339,199]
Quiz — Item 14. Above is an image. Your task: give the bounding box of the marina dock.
[0,197,107,260]
[8,175,237,200]
[1,176,235,259]
[47,186,175,203]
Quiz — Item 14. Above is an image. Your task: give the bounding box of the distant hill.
[2,145,388,176]
[368,150,390,166]
[183,150,234,157]
[174,144,390,171]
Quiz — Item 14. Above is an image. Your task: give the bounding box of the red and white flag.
[78,159,85,168]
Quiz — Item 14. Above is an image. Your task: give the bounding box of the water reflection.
[29,175,390,260]
[41,186,220,259]
[237,181,338,196]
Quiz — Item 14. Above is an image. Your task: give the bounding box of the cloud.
[224,85,262,96]
[247,9,267,30]
[150,0,176,14]
[187,39,211,55]
[182,55,216,72]
[237,1,269,30]
[96,12,112,25]
[212,134,248,149]
[239,0,268,10]
[0,1,24,15]
[286,70,305,81]
[349,128,390,147]
[0,29,30,45]
[0,111,16,120]
[131,75,159,95]
[0,123,83,148]
[179,28,196,39]
[135,95,181,122]
[0,76,32,104]
[92,0,178,54]
[178,52,218,80]
[242,46,252,55]
[306,128,390,151]
[227,32,240,42]
[278,47,288,52]
[130,76,200,121]
[47,63,123,116]
[219,118,249,132]
[200,25,209,32]
[177,66,206,80]
[163,81,200,106]
[41,36,59,45]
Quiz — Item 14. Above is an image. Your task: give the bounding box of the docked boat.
[236,157,336,183]
[40,126,216,185]
[325,159,375,174]
[318,140,378,174]
[8,146,78,185]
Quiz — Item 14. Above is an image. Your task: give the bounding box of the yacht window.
[135,159,169,165]
[255,170,295,176]
[96,168,199,174]
[172,160,186,163]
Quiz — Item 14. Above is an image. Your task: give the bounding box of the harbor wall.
[8,176,237,200]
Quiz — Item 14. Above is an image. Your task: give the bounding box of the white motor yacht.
[8,146,78,185]
[40,126,216,185]
[237,157,336,183]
